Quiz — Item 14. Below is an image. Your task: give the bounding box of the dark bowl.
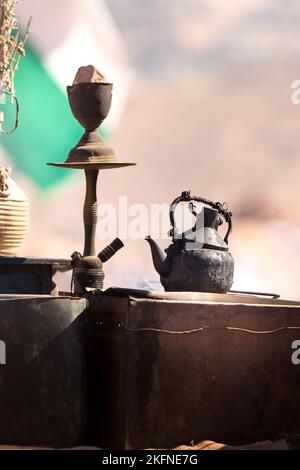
[67,82,113,130]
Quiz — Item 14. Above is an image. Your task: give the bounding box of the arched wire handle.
[0,92,19,135]
[169,190,232,244]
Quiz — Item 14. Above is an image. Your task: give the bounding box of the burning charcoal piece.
[72,65,107,85]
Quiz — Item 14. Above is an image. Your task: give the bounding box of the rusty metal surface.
[103,287,300,305]
[86,295,128,448]
[0,295,88,446]
[86,289,300,449]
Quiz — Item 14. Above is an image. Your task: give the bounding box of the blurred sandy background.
[6,0,300,299]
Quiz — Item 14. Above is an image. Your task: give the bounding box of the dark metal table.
[0,294,88,446]
[0,256,71,295]
[86,288,300,449]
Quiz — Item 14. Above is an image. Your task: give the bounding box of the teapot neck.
[179,207,228,251]
[202,207,221,229]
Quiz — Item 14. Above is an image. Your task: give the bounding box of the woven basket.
[0,167,29,255]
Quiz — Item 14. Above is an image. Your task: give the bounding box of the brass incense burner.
[48,77,135,295]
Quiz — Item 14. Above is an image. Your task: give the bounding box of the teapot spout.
[145,236,171,277]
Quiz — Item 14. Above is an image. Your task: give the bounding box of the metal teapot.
[145,191,234,293]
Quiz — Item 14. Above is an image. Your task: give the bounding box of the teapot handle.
[169,190,232,244]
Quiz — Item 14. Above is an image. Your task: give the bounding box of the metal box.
[0,294,88,446]
[0,257,71,295]
[87,288,300,449]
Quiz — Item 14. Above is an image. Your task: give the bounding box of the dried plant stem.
[0,1,31,98]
